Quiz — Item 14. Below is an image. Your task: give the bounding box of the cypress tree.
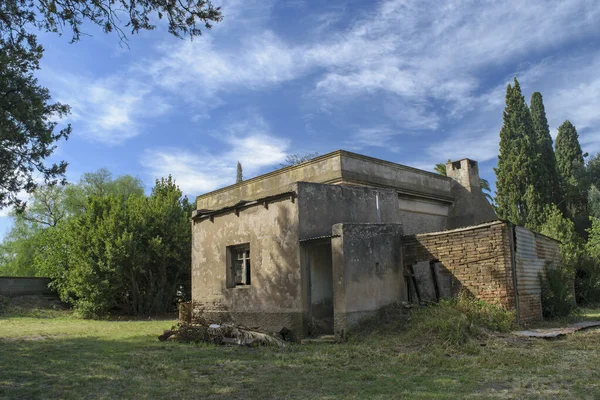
[494,78,538,226]
[555,120,588,228]
[530,92,560,206]
[236,162,243,184]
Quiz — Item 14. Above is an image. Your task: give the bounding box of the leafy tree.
[555,120,589,232]
[589,185,600,219]
[494,78,539,226]
[0,170,145,277]
[236,161,243,183]
[35,175,192,317]
[530,92,560,206]
[539,204,583,272]
[0,218,44,276]
[0,27,71,209]
[586,153,600,191]
[434,159,493,203]
[279,152,320,168]
[0,0,221,211]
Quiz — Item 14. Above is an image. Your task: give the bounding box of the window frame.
[226,243,251,288]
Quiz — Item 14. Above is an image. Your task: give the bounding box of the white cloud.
[48,74,171,145]
[140,116,289,195]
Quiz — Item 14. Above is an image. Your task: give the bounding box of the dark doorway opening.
[304,240,334,335]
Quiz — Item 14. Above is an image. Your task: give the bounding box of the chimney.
[446,159,480,193]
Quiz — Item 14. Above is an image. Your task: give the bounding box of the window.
[227,244,251,287]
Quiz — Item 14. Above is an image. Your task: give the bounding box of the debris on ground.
[158,322,287,348]
[513,321,600,338]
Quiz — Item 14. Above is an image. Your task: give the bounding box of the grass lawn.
[1,302,600,399]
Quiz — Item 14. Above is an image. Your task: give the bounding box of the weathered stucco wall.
[196,150,455,213]
[196,154,343,210]
[297,182,401,240]
[403,221,516,309]
[446,159,497,229]
[191,196,304,336]
[339,154,453,200]
[331,223,404,338]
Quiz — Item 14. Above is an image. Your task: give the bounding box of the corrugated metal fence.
[514,227,560,295]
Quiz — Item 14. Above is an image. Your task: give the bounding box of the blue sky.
[2,0,600,236]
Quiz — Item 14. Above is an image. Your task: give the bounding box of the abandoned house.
[190,150,560,339]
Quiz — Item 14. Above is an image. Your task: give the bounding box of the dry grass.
[1,297,599,399]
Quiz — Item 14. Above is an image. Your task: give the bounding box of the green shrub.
[402,292,516,347]
[539,264,577,318]
[574,258,600,306]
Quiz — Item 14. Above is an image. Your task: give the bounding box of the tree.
[33,174,192,317]
[1,0,222,44]
[555,120,589,231]
[494,78,539,226]
[236,162,243,183]
[530,92,560,206]
[0,29,71,209]
[280,152,319,168]
[0,170,145,277]
[586,153,600,190]
[0,0,222,211]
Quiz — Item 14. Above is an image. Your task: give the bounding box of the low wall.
[403,221,516,309]
[331,223,404,338]
[0,277,52,297]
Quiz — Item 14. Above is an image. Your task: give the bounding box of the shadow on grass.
[0,333,492,400]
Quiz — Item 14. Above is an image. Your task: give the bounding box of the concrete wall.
[191,196,304,336]
[339,153,453,200]
[403,221,516,309]
[196,150,454,212]
[331,223,404,338]
[0,277,52,297]
[297,182,402,240]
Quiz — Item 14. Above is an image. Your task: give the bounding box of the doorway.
[304,240,334,335]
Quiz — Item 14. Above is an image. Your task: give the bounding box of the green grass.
[1,301,600,399]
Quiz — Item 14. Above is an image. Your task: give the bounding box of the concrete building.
[190,150,556,339]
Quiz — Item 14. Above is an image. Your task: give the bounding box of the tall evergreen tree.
[494,78,538,226]
[530,92,560,206]
[555,120,588,230]
[236,161,243,183]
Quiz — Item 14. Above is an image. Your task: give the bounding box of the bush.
[402,292,516,347]
[539,264,577,318]
[574,258,600,306]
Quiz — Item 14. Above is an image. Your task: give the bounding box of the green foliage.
[539,204,583,270]
[588,153,600,191]
[0,19,70,209]
[494,78,540,226]
[555,120,589,229]
[589,185,600,219]
[0,171,145,278]
[581,218,600,304]
[539,264,577,318]
[0,0,221,211]
[401,293,515,347]
[0,219,44,277]
[36,175,192,317]
[236,161,243,183]
[530,92,561,206]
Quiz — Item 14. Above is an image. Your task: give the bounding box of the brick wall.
[517,294,542,322]
[403,221,516,309]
